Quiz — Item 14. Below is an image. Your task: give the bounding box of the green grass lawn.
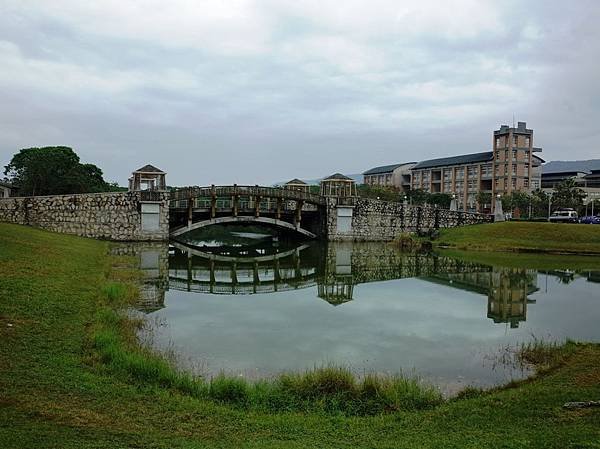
[437,221,600,254]
[1,222,599,448]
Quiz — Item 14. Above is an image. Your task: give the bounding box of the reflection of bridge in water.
[169,242,319,295]
[124,241,600,328]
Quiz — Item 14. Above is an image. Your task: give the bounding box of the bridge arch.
[169,216,317,239]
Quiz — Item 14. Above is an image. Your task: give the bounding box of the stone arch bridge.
[168,185,492,241]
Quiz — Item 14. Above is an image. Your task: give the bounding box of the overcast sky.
[1,1,599,185]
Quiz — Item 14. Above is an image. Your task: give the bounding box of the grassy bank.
[436,221,600,254]
[1,223,600,448]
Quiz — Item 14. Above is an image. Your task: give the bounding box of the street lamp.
[547,192,553,219]
[584,193,588,217]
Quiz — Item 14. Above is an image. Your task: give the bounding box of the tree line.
[355,179,596,218]
[2,147,125,196]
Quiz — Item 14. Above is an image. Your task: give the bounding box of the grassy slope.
[437,221,600,254]
[1,223,599,449]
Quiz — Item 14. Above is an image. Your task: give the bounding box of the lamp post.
[584,193,588,217]
[547,192,552,219]
[403,194,408,207]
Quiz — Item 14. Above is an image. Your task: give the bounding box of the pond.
[123,227,600,395]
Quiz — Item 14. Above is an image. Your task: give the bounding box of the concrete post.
[494,195,505,222]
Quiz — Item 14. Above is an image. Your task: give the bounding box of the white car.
[548,209,579,223]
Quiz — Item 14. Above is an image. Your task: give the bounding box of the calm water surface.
[127,230,600,395]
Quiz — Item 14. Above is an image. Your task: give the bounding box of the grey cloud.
[1,0,599,186]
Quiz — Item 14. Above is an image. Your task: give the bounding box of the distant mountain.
[274,173,363,186]
[542,159,600,174]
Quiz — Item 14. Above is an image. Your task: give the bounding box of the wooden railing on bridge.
[169,185,326,207]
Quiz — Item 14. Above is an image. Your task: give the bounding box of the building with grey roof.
[362,162,416,191]
[410,122,543,212]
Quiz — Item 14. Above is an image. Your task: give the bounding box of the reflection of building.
[487,269,538,328]
[423,266,538,328]
[112,243,169,313]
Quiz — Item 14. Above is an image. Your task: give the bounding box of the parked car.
[548,209,579,223]
[579,215,600,224]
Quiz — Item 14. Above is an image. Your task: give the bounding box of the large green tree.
[4,146,114,196]
[551,177,586,210]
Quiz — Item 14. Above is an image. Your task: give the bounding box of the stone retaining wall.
[326,198,492,241]
[0,192,169,241]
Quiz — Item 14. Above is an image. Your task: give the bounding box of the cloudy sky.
[1,1,599,185]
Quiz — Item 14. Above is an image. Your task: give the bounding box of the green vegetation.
[3,146,123,195]
[1,223,600,448]
[436,221,600,254]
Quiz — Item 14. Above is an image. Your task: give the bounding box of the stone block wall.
[0,192,169,241]
[326,197,492,241]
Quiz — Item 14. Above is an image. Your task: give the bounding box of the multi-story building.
[410,122,543,212]
[363,162,416,191]
[541,160,600,205]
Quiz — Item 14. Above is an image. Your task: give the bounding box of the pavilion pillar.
[210,185,216,219]
[294,200,303,228]
[187,190,193,228]
[255,195,261,218]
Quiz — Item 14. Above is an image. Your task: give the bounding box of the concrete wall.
[0,191,169,241]
[326,197,492,241]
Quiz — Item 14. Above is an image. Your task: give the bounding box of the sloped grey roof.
[541,159,600,175]
[134,164,165,173]
[363,162,416,175]
[285,178,307,185]
[413,152,493,170]
[323,173,354,181]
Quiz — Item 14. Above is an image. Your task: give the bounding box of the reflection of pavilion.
[318,243,354,305]
[112,242,169,313]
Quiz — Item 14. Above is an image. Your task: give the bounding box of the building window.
[495,137,500,148]
[512,164,517,175]
[511,178,517,189]
[504,149,509,160]
[513,135,518,146]
[524,165,529,176]
[524,179,529,188]
[495,150,500,160]
[512,149,517,161]
[525,137,530,147]
[504,164,508,175]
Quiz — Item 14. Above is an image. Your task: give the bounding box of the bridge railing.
[169,185,326,206]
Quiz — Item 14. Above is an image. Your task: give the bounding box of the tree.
[356,184,401,201]
[552,178,586,210]
[476,191,492,210]
[531,189,549,217]
[428,193,452,208]
[404,188,429,205]
[4,146,114,196]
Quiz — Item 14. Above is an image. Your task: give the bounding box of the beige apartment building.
[410,122,543,212]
